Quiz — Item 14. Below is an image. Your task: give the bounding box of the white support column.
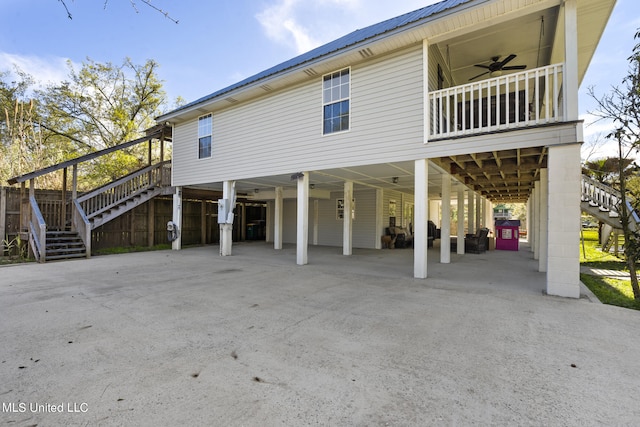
[414,159,429,278]
[457,187,465,255]
[485,198,493,234]
[274,186,283,250]
[296,172,309,265]
[375,189,384,249]
[564,0,579,121]
[529,189,536,252]
[526,199,531,243]
[547,144,581,298]
[221,181,235,256]
[475,194,482,230]
[343,181,353,256]
[533,181,540,260]
[468,190,475,233]
[440,174,451,264]
[539,168,549,272]
[313,200,319,246]
[265,201,273,243]
[172,186,182,250]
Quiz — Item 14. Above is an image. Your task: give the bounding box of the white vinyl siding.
[279,189,378,248]
[172,45,424,187]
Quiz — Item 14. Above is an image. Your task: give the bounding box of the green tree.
[0,70,72,187]
[588,28,640,300]
[39,57,165,150]
[37,58,168,185]
[2,57,172,188]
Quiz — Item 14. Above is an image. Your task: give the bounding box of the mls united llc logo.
[2,402,88,413]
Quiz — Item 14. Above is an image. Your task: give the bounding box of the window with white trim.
[323,68,350,134]
[198,114,212,159]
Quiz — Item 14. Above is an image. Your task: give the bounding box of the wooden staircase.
[45,230,87,261]
[602,229,625,256]
[85,184,172,230]
[580,175,639,231]
[8,125,173,263]
[26,161,172,262]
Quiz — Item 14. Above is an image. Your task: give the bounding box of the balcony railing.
[428,63,565,140]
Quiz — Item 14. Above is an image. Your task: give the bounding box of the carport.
[171,147,547,284]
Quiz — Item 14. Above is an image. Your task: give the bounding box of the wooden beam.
[201,199,207,245]
[0,187,6,253]
[7,128,166,185]
[451,160,546,176]
[61,168,67,230]
[148,199,155,247]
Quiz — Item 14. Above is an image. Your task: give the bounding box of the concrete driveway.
[1,243,639,426]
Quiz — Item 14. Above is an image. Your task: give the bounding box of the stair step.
[46,247,86,255]
[46,252,87,261]
[47,236,83,242]
[46,243,85,249]
[41,230,87,261]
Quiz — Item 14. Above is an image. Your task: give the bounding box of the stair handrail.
[582,174,640,229]
[28,195,47,263]
[77,160,171,203]
[72,199,91,258]
[581,174,621,212]
[77,160,171,219]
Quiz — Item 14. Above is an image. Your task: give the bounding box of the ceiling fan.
[468,54,527,81]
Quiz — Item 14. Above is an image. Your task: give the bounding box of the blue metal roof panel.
[164,0,475,117]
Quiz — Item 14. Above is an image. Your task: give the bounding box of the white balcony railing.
[428,63,565,139]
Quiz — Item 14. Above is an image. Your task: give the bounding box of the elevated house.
[157,0,616,298]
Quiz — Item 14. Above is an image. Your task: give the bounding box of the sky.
[0,0,638,158]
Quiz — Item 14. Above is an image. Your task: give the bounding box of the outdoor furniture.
[386,226,413,248]
[465,228,490,254]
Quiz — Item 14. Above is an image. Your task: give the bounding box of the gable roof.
[159,0,475,120]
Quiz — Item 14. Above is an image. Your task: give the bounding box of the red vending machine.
[495,220,520,251]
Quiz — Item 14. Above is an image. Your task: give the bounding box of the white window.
[323,68,350,134]
[198,114,212,159]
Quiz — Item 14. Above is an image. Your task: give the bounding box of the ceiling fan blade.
[474,64,491,69]
[499,54,517,67]
[502,65,527,70]
[469,71,490,81]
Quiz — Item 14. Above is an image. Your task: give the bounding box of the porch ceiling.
[433,147,546,203]
[190,148,543,204]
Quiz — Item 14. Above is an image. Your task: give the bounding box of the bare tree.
[588,29,640,300]
[58,0,178,23]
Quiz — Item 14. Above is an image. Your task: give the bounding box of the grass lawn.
[94,243,172,255]
[580,229,640,310]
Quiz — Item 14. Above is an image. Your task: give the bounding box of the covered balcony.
[428,63,565,140]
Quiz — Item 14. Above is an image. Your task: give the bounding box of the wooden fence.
[1,186,259,257]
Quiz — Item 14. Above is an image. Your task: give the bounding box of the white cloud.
[256,0,321,54]
[256,0,443,55]
[0,52,70,88]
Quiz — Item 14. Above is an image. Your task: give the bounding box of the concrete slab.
[1,243,640,425]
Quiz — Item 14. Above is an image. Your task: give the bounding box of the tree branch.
[58,0,179,23]
[58,0,73,19]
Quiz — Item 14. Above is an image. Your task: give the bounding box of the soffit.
[193,147,543,204]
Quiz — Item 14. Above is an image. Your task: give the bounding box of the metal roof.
[160,0,475,119]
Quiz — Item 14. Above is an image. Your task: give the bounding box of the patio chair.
[465,228,490,254]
